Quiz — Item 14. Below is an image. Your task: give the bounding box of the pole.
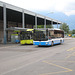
[35,14,37,29]
[57,21,58,28]
[22,9,25,28]
[51,20,53,26]
[3,4,7,44]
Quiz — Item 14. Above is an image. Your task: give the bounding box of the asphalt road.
[0,38,75,75]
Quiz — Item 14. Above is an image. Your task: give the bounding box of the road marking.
[43,61,72,71]
[46,60,75,63]
[40,71,69,75]
[67,47,75,51]
[40,61,72,75]
[65,52,75,59]
[0,52,53,75]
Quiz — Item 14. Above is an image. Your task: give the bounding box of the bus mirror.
[49,37,51,39]
[34,29,35,33]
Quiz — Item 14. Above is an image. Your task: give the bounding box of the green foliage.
[72,30,75,34]
[69,30,72,34]
[46,25,53,28]
[59,23,69,34]
[37,25,44,28]
[69,30,75,34]
[34,25,53,28]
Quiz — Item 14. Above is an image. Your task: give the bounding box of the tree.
[72,30,75,34]
[59,23,69,34]
[69,30,72,34]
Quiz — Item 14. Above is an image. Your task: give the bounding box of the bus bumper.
[20,40,33,45]
[33,41,51,46]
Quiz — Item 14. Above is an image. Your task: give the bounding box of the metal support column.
[57,21,58,28]
[44,16,46,29]
[35,14,37,29]
[51,20,53,26]
[3,4,7,44]
[6,21,8,42]
[22,9,25,28]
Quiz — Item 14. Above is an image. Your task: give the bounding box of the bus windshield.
[33,29,48,41]
[20,31,32,40]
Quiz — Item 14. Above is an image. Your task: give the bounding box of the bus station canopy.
[6,27,28,31]
[0,1,62,27]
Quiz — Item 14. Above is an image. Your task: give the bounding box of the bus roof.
[47,28,64,31]
[34,28,64,32]
[6,27,33,31]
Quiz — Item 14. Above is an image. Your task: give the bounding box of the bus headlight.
[49,42,51,44]
[30,41,32,43]
[46,42,48,45]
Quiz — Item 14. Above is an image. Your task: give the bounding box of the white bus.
[33,28,64,46]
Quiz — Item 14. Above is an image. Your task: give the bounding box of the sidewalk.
[0,43,20,47]
[64,37,75,40]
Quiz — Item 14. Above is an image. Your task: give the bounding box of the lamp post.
[46,12,54,15]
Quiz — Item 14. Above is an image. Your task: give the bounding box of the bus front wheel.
[51,41,54,46]
[60,40,62,44]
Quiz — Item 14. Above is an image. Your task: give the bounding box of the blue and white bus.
[33,28,64,46]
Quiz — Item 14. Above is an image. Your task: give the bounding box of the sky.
[0,0,75,30]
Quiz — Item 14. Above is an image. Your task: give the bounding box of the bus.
[33,28,64,46]
[20,29,34,45]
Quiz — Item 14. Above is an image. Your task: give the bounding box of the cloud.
[64,10,75,16]
[0,0,75,16]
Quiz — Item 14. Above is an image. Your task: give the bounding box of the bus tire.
[38,45,41,47]
[51,41,54,46]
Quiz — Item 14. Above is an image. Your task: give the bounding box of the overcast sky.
[0,0,75,16]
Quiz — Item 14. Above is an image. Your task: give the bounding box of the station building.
[0,1,62,44]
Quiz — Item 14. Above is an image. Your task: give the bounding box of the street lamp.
[46,12,54,14]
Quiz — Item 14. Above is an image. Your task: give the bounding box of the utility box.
[11,34,20,43]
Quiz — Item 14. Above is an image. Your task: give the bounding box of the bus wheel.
[51,41,54,46]
[38,45,41,47]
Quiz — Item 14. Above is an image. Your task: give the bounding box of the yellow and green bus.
[20,29,34,45]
